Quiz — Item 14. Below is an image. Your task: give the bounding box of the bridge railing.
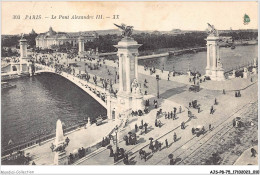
[1,123,83,159]
[69,125,117,165]
[224,60,255,74]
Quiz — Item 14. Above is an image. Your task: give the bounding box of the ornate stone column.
[134,53,139,81]
[113,25,144,119]
[78,36,85,56]
[205,23,225,81]
[19,36,28,61]
[118,54,124,92]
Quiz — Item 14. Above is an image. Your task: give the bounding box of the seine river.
[1,73,107,150]
[1,45,257,151]
[139,45,258,74]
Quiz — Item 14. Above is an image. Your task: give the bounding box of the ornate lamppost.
[156,75,160,99]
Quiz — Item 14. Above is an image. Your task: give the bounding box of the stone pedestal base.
[216,69,225,81]
[116,92,132,118]
[187,71,191,76]
[115,91,144,118]
[209,69,225,81]
[243,72,249,79]
[78,51,87,57]
[205,68,211,77]
[54,151,68,165]
[132,94,145,111]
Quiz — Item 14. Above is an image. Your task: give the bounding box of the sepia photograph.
[0,0,259,174]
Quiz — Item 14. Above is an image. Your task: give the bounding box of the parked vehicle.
[189,85,200,92]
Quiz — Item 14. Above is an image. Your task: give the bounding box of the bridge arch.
[34,64,107,107]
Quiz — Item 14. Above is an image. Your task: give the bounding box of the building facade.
[35,27,98,49]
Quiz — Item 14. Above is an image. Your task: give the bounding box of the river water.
[1,45,257,151]
[1,73,106,150]
[139,45,258,74]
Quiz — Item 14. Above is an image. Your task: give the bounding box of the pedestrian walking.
[210,106,214,114]
[214,98,217,105]
[251,148,257,157]
[135,124,138,132]
[209,124,212,131]
[155,101,158,108]
[165,139,169,148]
[198,107,200,113]
[173,132,177,142]
[223,89,225,94]
[191,128,195,135]
[144,123,148,134]
[181,122,185,129]
[50,143,54,152]
[179,106,182,113]
[174,107,177,114]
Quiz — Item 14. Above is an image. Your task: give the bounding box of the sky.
[1,1,258,35]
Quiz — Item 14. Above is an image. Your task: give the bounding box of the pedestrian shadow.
[146,152,153,161]
[128,157,137,165]
[159,85,187,99]
[138,137,146,144]
[145,126,154,134]
[127,118,138,125]
[175,137,181,142]
[182,124,189,129]
[168,142,174,148]
[175,157,182,164]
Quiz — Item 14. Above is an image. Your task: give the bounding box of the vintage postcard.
[1,1,259,174]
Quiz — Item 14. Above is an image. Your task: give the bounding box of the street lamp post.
[115,125,118,153]
[156,75,160,99]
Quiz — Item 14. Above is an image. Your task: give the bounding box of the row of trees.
[219,31,258,41]
[85,31,258,53]
[1,32,38,48]
[85,32,208,53]
[1,48,18,57]
[2,30,258,54]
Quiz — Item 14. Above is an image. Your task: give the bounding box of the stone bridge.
[34,64,117,119]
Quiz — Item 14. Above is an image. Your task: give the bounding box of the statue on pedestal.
[114,23,134,38]
[253,57,257,67]
[217,58,223,69]
[53,119,68,165]
[207,23,219,37]
[131,79,142,95]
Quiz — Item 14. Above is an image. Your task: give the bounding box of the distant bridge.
[168,47,206,56]
[99,47,207,58]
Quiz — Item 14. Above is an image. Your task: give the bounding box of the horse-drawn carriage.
[189,85,200,92]
[192,125,205,137]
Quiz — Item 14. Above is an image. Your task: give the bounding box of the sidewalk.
[78,98,187,165]
[234,146,258,165]
[116,83,258,165]
[79,79,257,165]
[25,120,117,165]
